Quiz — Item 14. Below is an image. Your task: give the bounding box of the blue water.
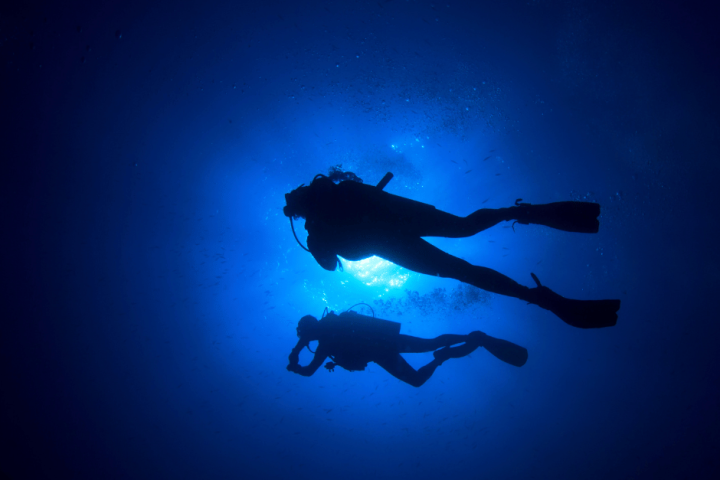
[3,0,719,479]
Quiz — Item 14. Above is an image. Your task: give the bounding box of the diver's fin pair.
[433,332,528,367]
[528,273,620,329]
[512,200,600,233]
[433,343,473,364]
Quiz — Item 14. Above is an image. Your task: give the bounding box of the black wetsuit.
[290,175,620,329]
[301,175,530,299]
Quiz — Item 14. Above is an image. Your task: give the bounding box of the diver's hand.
[306,230,339,272]
[324,361,336,372]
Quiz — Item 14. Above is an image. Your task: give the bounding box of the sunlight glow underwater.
[341,256,410,289]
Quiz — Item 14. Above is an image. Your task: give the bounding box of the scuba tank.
[319,310,401,372]
[284,171,394,253]
[326,310,401,342]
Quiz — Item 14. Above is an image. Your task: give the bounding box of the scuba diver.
[283,170,620,329]
[287,308,528,387]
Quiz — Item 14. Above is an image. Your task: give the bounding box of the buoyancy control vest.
[318,311,401,371]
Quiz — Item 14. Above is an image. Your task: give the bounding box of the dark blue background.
[2,1,719,479]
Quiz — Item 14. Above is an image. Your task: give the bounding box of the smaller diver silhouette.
[283,169,620,329]
[287,308,528,387]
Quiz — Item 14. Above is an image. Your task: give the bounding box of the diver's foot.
[433,347,452,364]
[526,274,619,329]
[467,331,487,346]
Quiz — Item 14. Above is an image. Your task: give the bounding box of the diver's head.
[283,185,310,219]
[296,315,319,338]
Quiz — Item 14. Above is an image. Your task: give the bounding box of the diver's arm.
[306,227,340,271]
[288,337,309,365]
[309,247,339,271]
[287,344,328,377]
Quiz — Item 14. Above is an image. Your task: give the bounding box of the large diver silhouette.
[287,309,528,387]
[284,170,620,329]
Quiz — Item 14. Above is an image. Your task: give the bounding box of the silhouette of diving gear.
[283,171,395,260]
[283,174,621,329]
[321,310,402,372]
[289,310,402,372]
[283,171,393,218]
[287,310,526,387]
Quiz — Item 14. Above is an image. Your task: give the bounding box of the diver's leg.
[376,236,532,299]
[397,333,469,353]
[381,192,507,237]
[400,332,527,366]
[419,200,604,237]
[375,237,619,328]
[410,207,509,238]
[463,208,513,234]
[432,341,482,363]
[374,342,484,387]
[374,353,441,388]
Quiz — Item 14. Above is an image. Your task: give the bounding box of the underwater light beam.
[341,256,410,288]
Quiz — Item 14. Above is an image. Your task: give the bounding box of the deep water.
[2,1,719,479]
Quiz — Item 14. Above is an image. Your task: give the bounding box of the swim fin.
[481,334,528,367]
[435,332,528,367]
[512,200,600,233]
[433,339,482,365]
[527,273,620,329]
